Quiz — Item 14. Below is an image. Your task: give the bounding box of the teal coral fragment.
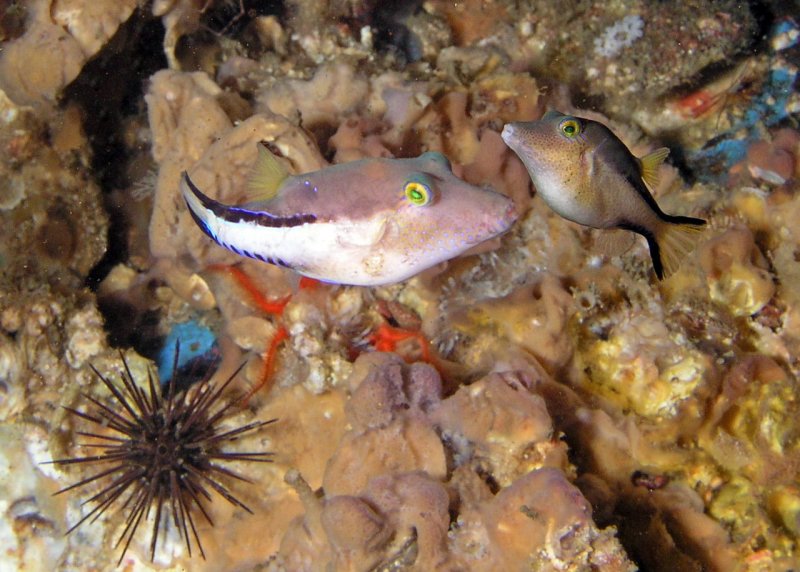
[157,319,218,383]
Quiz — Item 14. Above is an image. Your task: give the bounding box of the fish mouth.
[479,199,518,240]
[497,201,519,233]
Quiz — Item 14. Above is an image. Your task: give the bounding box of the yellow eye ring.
[559,118,581,138]
[404,180,432,206]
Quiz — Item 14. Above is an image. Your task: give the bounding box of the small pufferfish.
[181,146,517,286]
[502,111,706,280]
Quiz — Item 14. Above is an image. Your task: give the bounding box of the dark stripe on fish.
[619,221,664,280]
[214,240,294,270]
[620,168,707,229]
[621,170,670,220]
[661,213,707,226]
[183,172,316,228]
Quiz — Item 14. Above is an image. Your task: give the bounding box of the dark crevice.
[199,0,284,37]
[0,1,28,41]
[98,295,163,356]
[61,9,167,291]
[372,0,425,63]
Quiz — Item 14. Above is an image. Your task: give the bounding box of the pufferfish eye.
[559,118,582,138]
[403,176,433,206]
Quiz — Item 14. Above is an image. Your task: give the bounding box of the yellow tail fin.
[656,219,706,279]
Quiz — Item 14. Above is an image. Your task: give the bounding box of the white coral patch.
[594,15,645,58]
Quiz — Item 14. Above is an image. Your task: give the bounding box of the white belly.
[213,218,406,286]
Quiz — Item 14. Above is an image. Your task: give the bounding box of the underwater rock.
[276,286,355,395]
[579,304,713,419]
[320,494,392,569]
[429,0,516,48]
[481,468,635,571]
[697,225,775,317]
[432,371,568,487]
[345,352,442,431]
[227,315,277,354]
[430,0,755,119]
[145,69,231,261]
[0,93,107,290]
[742,131,799,186]
[152,0,202,69]
[157,264,217,311]
[278,470,434,572]
[322,410,447,497]
[0,425,67,571]
[767,486,800,539]
[581,1,756,118]
[610,482,740,572]
[328,115,394,162]
[0,0,137,108]
[633,17,799,184]
[461,120,533,214]
[63,305,106,369]
[701,355,800,486]
[285,0,329,38]
[256,60,370,130]
[52,0,138,56]
[387,4,453,64]
[362,472,451,568]
[452,274,576,374]
[270,353,628,570]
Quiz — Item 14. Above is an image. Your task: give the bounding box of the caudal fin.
[651,216,706,280]
[181,171,218,242]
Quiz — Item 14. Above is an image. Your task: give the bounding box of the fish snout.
[500,199,519,229]
[501,124,519,147]
[484,196,518,236]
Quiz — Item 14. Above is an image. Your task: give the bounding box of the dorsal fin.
[247,143,289,200]
[639,147,670,189]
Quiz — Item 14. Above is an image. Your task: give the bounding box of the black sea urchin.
[50,349,275,564]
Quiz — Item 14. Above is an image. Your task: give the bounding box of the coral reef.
[1,0,799,570]
[0,0,137,108]
[270,354,633,571]
[593,15,644,59]
[0,92,107,291]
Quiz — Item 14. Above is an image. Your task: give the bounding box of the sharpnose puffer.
[502,111,706,280]
[181,147,517,286]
